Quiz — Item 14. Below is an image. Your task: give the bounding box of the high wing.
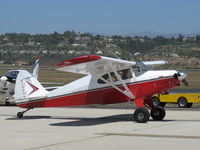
[56,55,167,75]
[55,55,167,100]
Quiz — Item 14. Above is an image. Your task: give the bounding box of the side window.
[98,73,117,84]
[98,74,109,84]
[97,68,132,84]
[110,72,118,82]
[117,68,132,80]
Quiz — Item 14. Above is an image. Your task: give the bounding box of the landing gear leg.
[133,98,150,123]
[17,108,32,119]
[133,97,166,122]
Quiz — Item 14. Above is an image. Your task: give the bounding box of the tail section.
[32,56,40,79]
[14,70,48,102]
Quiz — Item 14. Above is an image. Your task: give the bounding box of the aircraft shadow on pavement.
[49,114,134,126]
[5,114,200,126]
[48,114,183,126]
[5,114,134,125]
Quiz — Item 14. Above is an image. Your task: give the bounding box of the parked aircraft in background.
[0,57,40,105]
[0,57,63,105]
[13,55,187,123]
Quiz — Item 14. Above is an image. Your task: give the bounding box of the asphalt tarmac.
[0,106,200,150]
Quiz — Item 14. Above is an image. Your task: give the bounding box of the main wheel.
[17,112,23,119]
[133,107,150,123]
[178,97,188,108]
[150,107,166,120]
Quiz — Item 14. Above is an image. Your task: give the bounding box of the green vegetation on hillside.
[0,31,200,68]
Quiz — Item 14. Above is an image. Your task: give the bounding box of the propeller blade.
[182,79,189,87]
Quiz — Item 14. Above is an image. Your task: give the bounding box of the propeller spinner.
[175,72,189,87]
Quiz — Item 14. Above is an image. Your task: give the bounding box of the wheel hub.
[138,112,145,120]
[154,111,160,116]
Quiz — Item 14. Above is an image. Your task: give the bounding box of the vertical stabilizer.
[32,57,40,79]
[14,70,48,102]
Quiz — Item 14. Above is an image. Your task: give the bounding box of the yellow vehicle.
[152,93,200,108]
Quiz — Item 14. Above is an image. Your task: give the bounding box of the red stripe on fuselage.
[17,77,179,108]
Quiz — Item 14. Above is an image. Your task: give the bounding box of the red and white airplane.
[14,55,187,123]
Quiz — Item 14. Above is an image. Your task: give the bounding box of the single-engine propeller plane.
[14,55,187,123]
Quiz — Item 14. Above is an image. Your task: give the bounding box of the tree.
[68,37,75,44]
[196,35,200,43]
[178,34,184,42]
[153,36,168,45]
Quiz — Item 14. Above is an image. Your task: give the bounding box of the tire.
[150,107,166,120]
[17,112,23,119]
[133,107,150,123]
[178,97,188,108]
[152,96,160,106]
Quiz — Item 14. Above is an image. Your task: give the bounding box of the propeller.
[174,72,189,87]
[182,79,189,87]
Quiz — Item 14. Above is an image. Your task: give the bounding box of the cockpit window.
[5,71,20,79]
[98,68,132,84]
[118,68,132,80]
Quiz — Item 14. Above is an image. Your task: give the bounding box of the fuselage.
[17,70,181,108]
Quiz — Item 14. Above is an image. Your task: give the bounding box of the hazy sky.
[0,0,199,35]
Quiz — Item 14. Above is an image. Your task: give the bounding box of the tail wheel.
[16,108,32,119]
[178,97,188,108]
[150,107,166,120]
[133,107,150,123]
[17,112,23,119]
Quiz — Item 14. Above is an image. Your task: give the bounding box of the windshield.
[5,71,20,79]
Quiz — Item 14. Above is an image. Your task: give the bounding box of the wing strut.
[90,71,135,99]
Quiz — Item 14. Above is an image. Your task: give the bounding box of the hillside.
[0,31,200,68]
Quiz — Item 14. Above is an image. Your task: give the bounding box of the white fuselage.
[47,70,178,98]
